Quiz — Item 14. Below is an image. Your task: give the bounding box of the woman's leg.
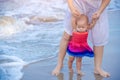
[94,46,110,77]
[52,31,71,76]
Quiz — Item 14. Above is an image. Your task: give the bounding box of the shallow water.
[0,0,120,80]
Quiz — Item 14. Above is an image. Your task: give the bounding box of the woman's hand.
[71,8,81,17]
[67,0,81,17]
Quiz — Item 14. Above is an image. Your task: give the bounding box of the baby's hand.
[89,19,97,29]
[92,11,101,21]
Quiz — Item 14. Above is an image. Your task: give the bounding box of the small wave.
[0,66,23,80]
[0,55,26,80]
[0,55,26,66]
[26,16,63,25]
[0,0,27,10]
[0,16,32,39]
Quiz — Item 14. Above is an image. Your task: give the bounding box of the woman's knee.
[63,31,71,41]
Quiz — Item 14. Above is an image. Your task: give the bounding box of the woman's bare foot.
[52,64,63,76]
[94,68,110,77]
[77,70,84,76]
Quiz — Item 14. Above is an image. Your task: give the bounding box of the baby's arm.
[88,19,97,29]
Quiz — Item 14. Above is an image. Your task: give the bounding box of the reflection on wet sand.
[69,72,74,80]
[57,72,104,80]
[94,73,103,80]
[57,73,64,80]
[56,72,82,80]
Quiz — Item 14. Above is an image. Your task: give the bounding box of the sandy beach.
[21,10,120,80]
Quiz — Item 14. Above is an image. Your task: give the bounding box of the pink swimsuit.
[67,32,94,57]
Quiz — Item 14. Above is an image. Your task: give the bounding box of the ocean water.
[0,0,120,80]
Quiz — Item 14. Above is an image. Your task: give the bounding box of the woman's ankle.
[94,67,110,77]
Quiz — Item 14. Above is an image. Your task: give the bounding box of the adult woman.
[52,0,111,77]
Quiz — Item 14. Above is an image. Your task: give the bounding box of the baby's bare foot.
[94,69,110,77]
[77,70,84,76]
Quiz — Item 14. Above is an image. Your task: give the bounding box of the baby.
[67,14,96,75]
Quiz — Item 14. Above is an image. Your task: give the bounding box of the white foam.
[0,55,26,80]
[0,18,33,39]
[0,66,24,80]
[0,55,26,67]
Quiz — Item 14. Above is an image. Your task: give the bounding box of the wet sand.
[21,10,120,80]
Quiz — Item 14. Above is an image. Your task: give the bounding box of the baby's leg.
[68,56,75,72]
[76,57,84,75]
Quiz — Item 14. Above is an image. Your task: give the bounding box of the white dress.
[64,0,109,46]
